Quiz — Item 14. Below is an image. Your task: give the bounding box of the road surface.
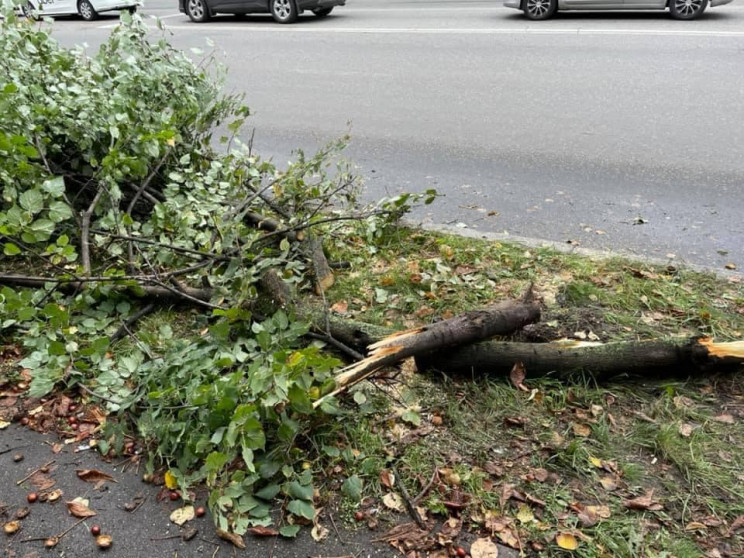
[42,0,744,269]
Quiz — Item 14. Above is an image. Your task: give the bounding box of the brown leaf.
[379,469,394,489]
[169,506,195,526]
[76,469,116,484]
[599,476,618,491]
[572,423,591,437]
[29,472,55,491]
[712,414,735,424]
[532,468,548,482]
[217,529,246,549]
[246,526,279,537]
[66,498,97,518]
[439,517,462,539]
[679,423,694,437]
[330,301,348,314]
[509,362,529,392]
[622,491,663,512]
[471,537,500,558]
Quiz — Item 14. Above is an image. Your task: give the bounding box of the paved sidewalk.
[1,423,400,558]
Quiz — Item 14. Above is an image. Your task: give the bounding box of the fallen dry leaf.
[532,468,548,482]
[712,414,735,424]
[509,361,529,392]
[439,517,462,539]
[330,301,348,314]
[556,532,579,550]
[246,526,279,537]
[29,472,55,491]
[76,469,116,484]
[95,534,112,549]
[516,504,534,524]
[3,520,21,535]
[169,505,194,526]
[383,492,406,513]
[622,491,663,512]
[572,423,591,437]
[679,423,694,437]
[217,529,246,549]
[685,522,707,531]
[47,488,63,502]
[0,419,10,429]
[599,476,618,491]
[311,522,329,542]
[470,536,500,558]
[379,469,394,489]
[66,497,96,518]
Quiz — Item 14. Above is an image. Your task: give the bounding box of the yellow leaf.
[556,532,579,550]
[516,504,534,524]
[166,138,176,147]
[0,420,10,430]
[164,470,178,490]
[169,505,195,526]
[589,456,603,468]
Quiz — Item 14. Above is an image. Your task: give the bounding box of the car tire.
[78,0,99,20]
[20,1,36,19]
[523,0,557,20]
[185,0,211,22]
[312,7,333,17]
[270,0,298,23]
[669,0,708,19]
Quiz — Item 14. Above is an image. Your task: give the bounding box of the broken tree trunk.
[313,299,541,407]
[415,337,744,380]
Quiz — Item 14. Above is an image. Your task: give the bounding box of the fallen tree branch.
[313,299,541,408]
[415,337,744,380]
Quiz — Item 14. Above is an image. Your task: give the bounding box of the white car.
[504,0,734,20]
[21,0,140,21]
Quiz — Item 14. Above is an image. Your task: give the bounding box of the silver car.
[504,0,734,20]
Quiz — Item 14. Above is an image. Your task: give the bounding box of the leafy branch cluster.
[0,7,435,535]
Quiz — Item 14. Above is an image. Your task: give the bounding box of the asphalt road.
[44,1,744,270]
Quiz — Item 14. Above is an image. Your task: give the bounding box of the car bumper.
[503,0,522,8]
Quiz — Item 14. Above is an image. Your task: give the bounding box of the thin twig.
[16,460,55,485]
[306,332,364,361]
[110,303,155,344]
[412,466,439,505]
[391,464,427,529]
[77,383,122,406]
[328,512,346,544]
[81,187,104,275]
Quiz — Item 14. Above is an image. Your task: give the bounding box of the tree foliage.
[0,7,435,534]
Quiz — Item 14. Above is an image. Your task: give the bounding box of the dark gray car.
[504,0,734,20]
[179,0,345,23]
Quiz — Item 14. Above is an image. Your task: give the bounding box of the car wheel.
[523,0,557,20]
[270,0,298,23]
[185,0,211,22]
[312,7,333,17]
[669,0,708,19]
[78,0,99,20]
[20,1,35,19]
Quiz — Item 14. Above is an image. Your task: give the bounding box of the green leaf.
[48,200,72,223]
[205,451,229,473]
[342,474,363,502]
[41,177,66,197]
[402,409,421,426]
[288,385,313,414]
[279,525,300,538]
[288,481,314,501]
[18,189,44,214]
[254,483,280,501]
[287,499,315,520]
[3,243,21,256]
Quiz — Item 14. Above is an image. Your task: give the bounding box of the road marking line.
[151,25,744,37]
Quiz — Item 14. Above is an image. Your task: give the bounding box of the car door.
[624,0,666,8]
[35,0,77,16]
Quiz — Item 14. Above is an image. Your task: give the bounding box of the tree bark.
[415,337,744,380]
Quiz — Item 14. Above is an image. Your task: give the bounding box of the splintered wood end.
[698,338,744,359]
[368,327,424,350]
